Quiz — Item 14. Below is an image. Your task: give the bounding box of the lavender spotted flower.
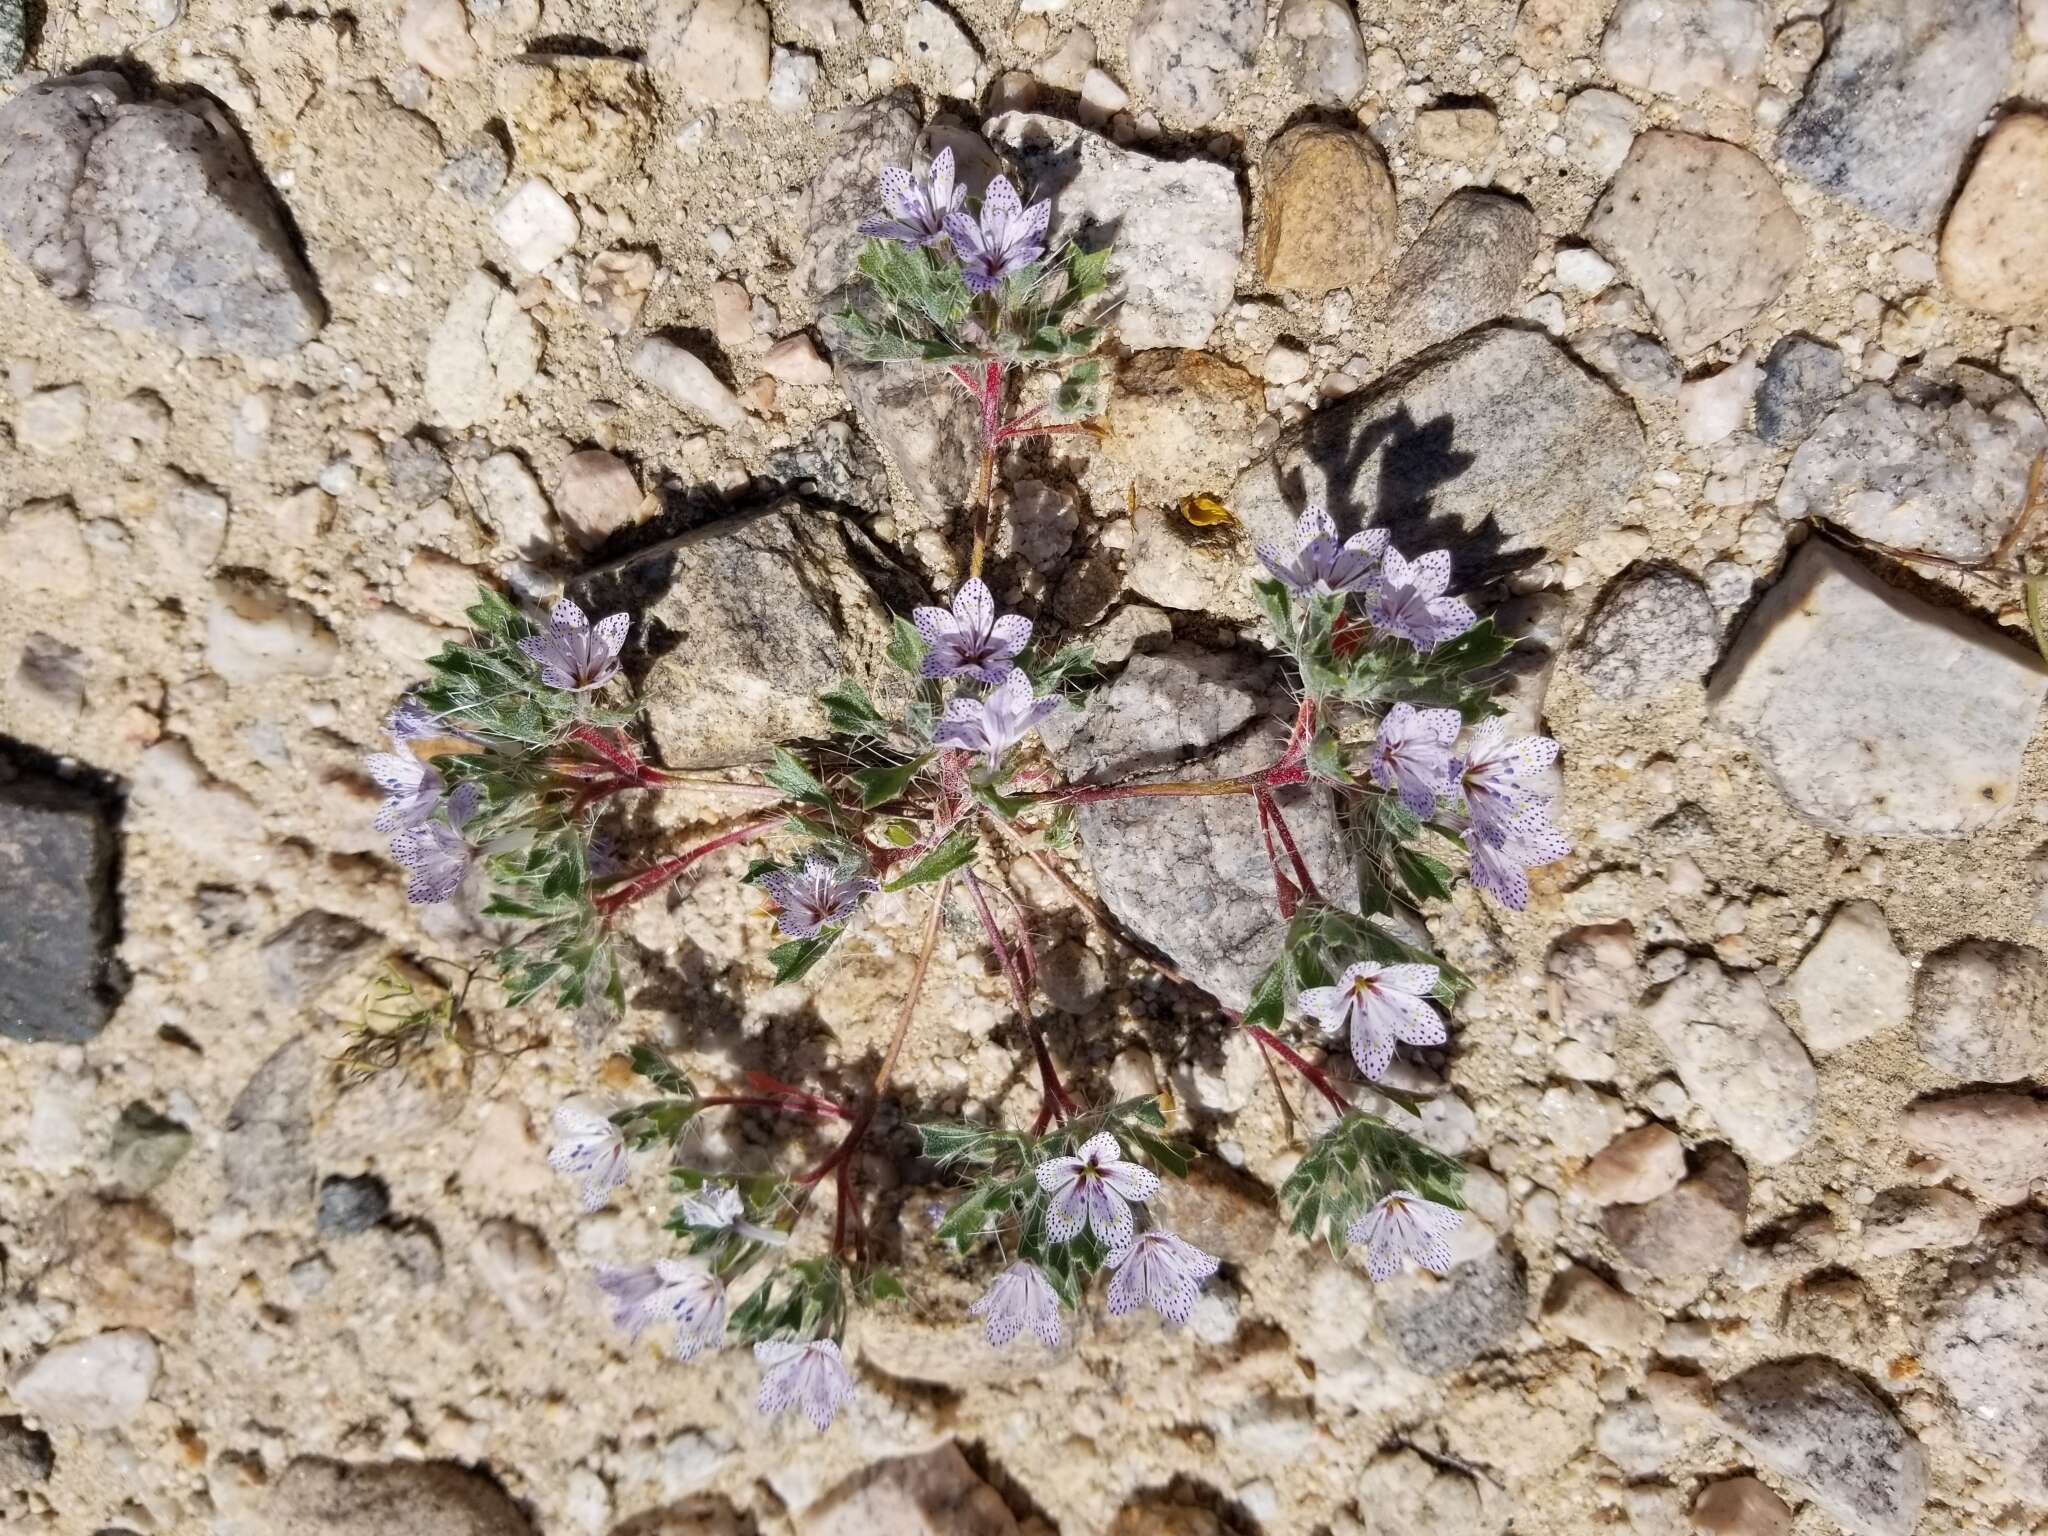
[858,145,966,248]
[1346,1188,1463,1281]
[389,781,481,904]
[912,578,1032,682]
[595,1259,727,1360]
[1368,702,1462,818]
[1466,805,1570,912]
[518,599,630,693]
[755,1338,857,1432]
[386,695,445,742]
[1034,1131,1160,1250]
[1369,548,1474,652]
[759,857,879,940]
[1300,959,1446,1082]
[968,1261,1063,1350]
[547,1101,630,1213]
[932,668,1061,771]
[1105,1230,1220,1326]
[945,175,1050,294]
[1454,718,1561,848]
[367,749,443,832]
[1255,502,1387,598]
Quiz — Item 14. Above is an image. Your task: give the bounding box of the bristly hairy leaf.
[763,748,832,807]
[884,827,978,889]
[770,928,841,984]
[851,753,932,809]
[629,1044,694,1097]
[1279,1111,1466,1253]
[820,680,887,738]
[886,616,930,676]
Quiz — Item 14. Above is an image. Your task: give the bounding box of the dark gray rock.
[224,1037,316,1221]
[383,435,453,509]
[0,0,27,76]
[570,499,924,768]
[766,417,890,513]
[1383,190,1541,361]
[109,1101,193,1196]
[1755,334,1846,445]
[1571,564,1718,702]
[317,1174,391,1235]
[0,756,123,1043]
[261,910,378,1006]
[0,73,323,356]
[1381,1247,1528,1375]
[1046,645,1350,1010]
[1230,326,1646,586]
[1776,0,2017,234]
[0,1415,53,1485]
[1714,1357,1927,1536]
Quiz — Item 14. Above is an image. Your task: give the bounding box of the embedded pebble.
[1781,900,1910,1053]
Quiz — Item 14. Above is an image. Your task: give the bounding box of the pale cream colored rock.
[206,577,339,683]
[397,0,478,80]
[493,178,578,273]
[1782,900,1910,1052]
[424,271,543,429]
[4,499,93,596]
[1414,105,1499,162]
[649,0,772,103]
[709,280,754,349]
[630,336,746,430]
[19,383,87,454]
[761,333,832,385]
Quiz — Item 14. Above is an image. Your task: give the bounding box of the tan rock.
[495,56,658,196]
[552,449,646,548]
[1101,348,1265,505]
[761,333,833,385]
[1257,123,1397,295]
[1415,106,1500,162]
[1514,0,1609,65]
[1578,1124,1686,1204]
[1692,1476,1792,1535]
[648,0,772,104]
[1942,113,2048,323]
[799,1443,1018,1535]
[1900,1092,2048,1204]
[397,0,477,80]
[1542,1263,1662,1354]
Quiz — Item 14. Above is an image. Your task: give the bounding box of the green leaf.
[884,827,978,889]
[1241,957,1287,1033]
[763,748,832,807]
[1391,846,1456,905]
[850,753,932,809]
[861,1270,908,1303]
[933,1180,1015,1253]
[820,681,886,737]
[770,929,841,983]
[1066,243,1112,300]
[628,1044,693,1097]
[917,1121,1003,1165]
[970,781,1036,820]
[739,856,786,887]
[1123,1123,1197,1180]
[1306,730,1353,785]
[886,616,930,676]
[1026,642,1096,694]
[1053,359,1107,421]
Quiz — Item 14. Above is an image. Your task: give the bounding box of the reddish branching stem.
[964,870,1076,1131]
[593,816,783,916]
[1246,1025,1351,1115]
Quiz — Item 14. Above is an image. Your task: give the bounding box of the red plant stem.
[1254,793,1302,918]
[800,877,952,1186]
[564,724,783,798]
[695,1094,849,1121]
[593,816,782,915]
[1246,1025,1351,1115]
[964,870,1076,1127]
[1256,787,1324,907]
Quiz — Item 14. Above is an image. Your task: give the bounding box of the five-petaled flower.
[385,695,446,742]
[758,856,879,940]
[858,145,966,248]
[1346,1188,1463,1281]
[547,1101,630,1213]
[932,668,1061,771]
[913,578,1032,683]
[594,1259,727,1360]
[367,748,443,832]
[519,599,631,692]
[1369,702,1463,818]
[1300,959,1446,1082]
[1034,1131,1160,1250]
[389,781,481,904]
[1256,502,1387,598]
[968,1261,1064,1350]
[946,176,1051,294]
[1105,1230,1220,1325]
[755,1338,857,1432]
[1466,804,1570,912]
[1369,547,1474,652]
[678,1183,745,1231]
[1453,718,1561,849]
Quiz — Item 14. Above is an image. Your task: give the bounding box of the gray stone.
[1603,1147,1748,1289]
[1571,327,1682,406]
[109,1101,193,1196]
[1774,367,2048,562]
[261,910,377,1006]
[1126,0,1262,127]
[0,74,322,356]
[9,1331,159,1429]
[316,1174,391,1235]
[1776,0,2017,234]
[1755,334,1846,446]
[1354,1449,1502,1536]
[383,435,453,509]
[1230,326,1646,587]
[1644,957,1815,1165]
[1381,1247,1528,1375]
[0,1416,53,1485]
[1571,564,1718,702]
[1583,130,1805,357]
[766,418,890,514]
[1601,0,1768,109]
[987,113,1241,350]
[1926,1244,2048,1506]
[1859,1186,1980,1259]
[1899,1092,2048,1204]
[1708,540,2048,837]
[798,93,921,305]
[265,1458,537,1536]
[1714,1357,1927,1536]
[1782,900,1910,1052]
[224,1036,316,1220]
[0,0,25,76]
[1915,940,2048,1082]
[1595,1396,1681,1475]
[570,501,922,769]
[1047,645,1349,1010]
[0,762,123,1043]
[1276,0,1367,106]
[1383,190,1541,361]
[833,357,979,521]
[435,132,509,204]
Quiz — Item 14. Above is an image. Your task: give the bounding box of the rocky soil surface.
[4,0,2048,1533]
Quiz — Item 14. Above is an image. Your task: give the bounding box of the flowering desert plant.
[358,145,1567,1432]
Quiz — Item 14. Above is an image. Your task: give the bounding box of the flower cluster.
[860,149,1052,295]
